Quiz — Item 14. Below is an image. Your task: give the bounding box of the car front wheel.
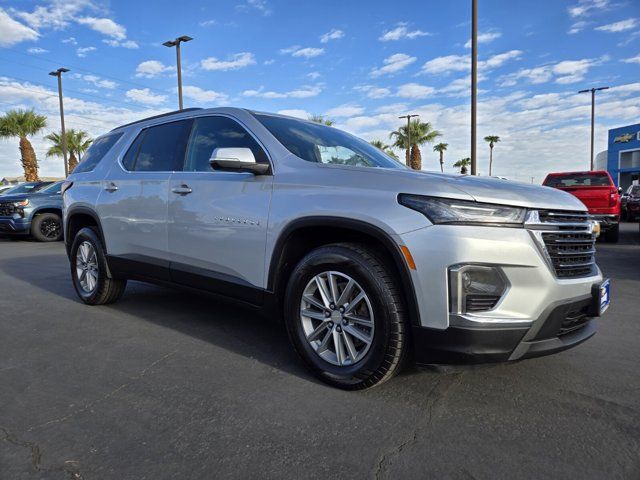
[284,243,408,390]
[70,227,127,305]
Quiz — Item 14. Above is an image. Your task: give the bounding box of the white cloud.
[135,60,175,78]
[501,56,606,86]
[62,37,77,45]
[421,54,469,75]
[103,39,138,48]
[76,46,96,57]
[370,53,416,77]
[280,46,325,58]
[325,104,365,117]
[482,49,522,69]
[375,103,407,114]
[622,54,640,64]
[307,71,321,80]
[568,20,589,34]
[595,18,638,33]
[396,83,435,99]
[354,85,392,99]
[12,1,87,30]
[182,85,228,104]
[0,9,39,46]
[237,0,272,16]
[199,19,217,27]
[379,24,430,41]
[126,88,167,106]
[77,16,126,40]
[568,0,610,18]
[81,74,117,89]
[201,52,256,71]
[27,47,48,54]
[243,85,322,99]
[277,109,310,119]
[464,30,501,48]
[320,29,344,43]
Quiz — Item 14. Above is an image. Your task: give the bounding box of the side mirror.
[618,187,623,194]
[209,148,270,175]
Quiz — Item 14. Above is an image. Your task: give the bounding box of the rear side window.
[73,132,123,174]
[184,116,268,172]
[123,120,192,172]
[544,173,611,187]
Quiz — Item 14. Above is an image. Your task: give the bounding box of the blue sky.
[0,0,639,180]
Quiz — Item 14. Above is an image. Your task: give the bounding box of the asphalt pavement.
[1,223,639,479]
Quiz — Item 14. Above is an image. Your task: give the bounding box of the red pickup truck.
[542,170,621,243]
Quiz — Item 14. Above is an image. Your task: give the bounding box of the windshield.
[543,173,611,187]
[1,182,50,195]
[254,114,405,169]
[37,181,63,194]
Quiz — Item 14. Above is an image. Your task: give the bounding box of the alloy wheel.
[76,241,99,293]
[299,271,375,366]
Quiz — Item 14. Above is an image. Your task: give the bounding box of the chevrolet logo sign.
[614,133,635,143]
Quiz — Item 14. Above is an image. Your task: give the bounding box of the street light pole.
[578,86,609,171]
[49,67,70,177]
[399,114,419,168]
[163,35,193,110]
[470,0,478,176]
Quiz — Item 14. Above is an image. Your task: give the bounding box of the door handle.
[104,182,118,192]
[171,184,193,195]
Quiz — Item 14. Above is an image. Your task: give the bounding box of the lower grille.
[527,210,597,279]
[465,294,500,312]
[559,308,590,335]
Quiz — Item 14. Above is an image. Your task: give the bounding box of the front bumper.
[0,217,30,235]
[398,224,603,364]
[412,296,597,364]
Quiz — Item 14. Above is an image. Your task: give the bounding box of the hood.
[348,168,587,212]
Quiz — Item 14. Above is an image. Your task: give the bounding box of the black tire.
[70,227,127,305]
[604,224,619,243]
[284,243,408,390]
[31,213,63,242]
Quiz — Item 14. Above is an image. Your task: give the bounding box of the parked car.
[0,181,64,241]
[63,108,609,390]
[542,170,621,242]
[621,185,640,220]
[0,181,52,196]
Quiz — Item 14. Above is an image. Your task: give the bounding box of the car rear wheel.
[31,213,63,242]
[70,227,127,305]
[284,243,408,390]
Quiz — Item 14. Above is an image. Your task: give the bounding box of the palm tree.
[390,120,441,170]
[45,129,93,173]
[453,157,471,174]
[308,115,334,126]
[369,140,398,159]
[0,109,47,181]
[433,143,448,173]
[484,135,500,176]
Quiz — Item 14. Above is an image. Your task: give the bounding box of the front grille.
[527,210,597,279]
[0,202,15,216]
[465,294,500,312]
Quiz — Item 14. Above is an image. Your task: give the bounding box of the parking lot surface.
[1,223,639,479]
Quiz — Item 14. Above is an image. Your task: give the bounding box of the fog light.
[449,265,508,314]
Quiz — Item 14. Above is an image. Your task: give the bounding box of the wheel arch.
[267,216,421,326]
[65,207,106,257]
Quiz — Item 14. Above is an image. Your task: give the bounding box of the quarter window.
[184,116,268,172]
[124,120,193,172]
[73,132,123,174]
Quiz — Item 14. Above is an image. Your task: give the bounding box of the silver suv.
[63,108,610,389]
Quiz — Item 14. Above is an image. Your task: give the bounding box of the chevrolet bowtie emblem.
[614,133,634,143]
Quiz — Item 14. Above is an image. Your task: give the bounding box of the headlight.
[12,199,29,207]
[398,194,526,225]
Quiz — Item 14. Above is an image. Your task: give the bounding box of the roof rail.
[111,108,203,131]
